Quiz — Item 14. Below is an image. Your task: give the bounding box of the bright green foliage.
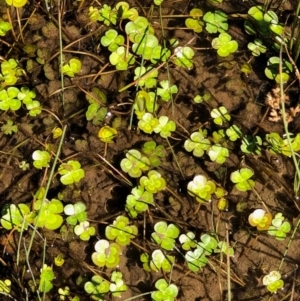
[173,46,195,69]
[5,0,28,7]
[18,86,36,104]
[126,185,154,218]
[157,80,178,101]
[153,116,176,138]
[248,209,272,230]
[26,100,42,116]
[226,125,242,141]
[115,2,138,20]
[109,271,127,297]
[268,213,291,241]
[215,241,234,256]
[154,0,164,5]
[105,216,138,246]
[101,29,125,52]
[74,221,96,241]
[120,149,150,178]
[132,34,159,60]
[91,239,122,268]
[151,279,178,301]
[208,144,229,164]
[90,4,118,26]
[0,87,21,111]
[263,271,284,293]
[184,129,211,157]
[62,58,82,77]
[58,160,85,185]
[0,20,12,36]
[138,113,159,134]
[109,46,135,70]
[265,132,300,157]
[185,8,204,33]
[185,248,208,272]
[151,221,180,251]
[203,10,228,33]
[86,87,108,125]
[1,203,35,232]
[141,140,166,167]
[198,233,218,255]
[179,232,197,250]
[58,286,70,300]
[0,279,11,293]
[265,57,292,83]
[125,16,152,43]
[84,275,110,300]
[150,45,171,63]
[141,250,174,272]
[211,106,231,125]
[212,33,238,57]
[134,67,158,88]
[230,168,255,192]
[1,119,18,135]
[140,170,166,193]
[64,202,87,225]
[32,150,51,169]
[241,135,262,155]
[187,175,216,203]
[34,198,64,230]
[98,125,118,143]
[39,264,55,293]
[248,39,267,56]
[0,58,23,85]
[212,130,226,144]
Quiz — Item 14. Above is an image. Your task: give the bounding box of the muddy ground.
[1,0,300,300]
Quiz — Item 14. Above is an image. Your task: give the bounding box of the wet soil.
[1,0,300,300]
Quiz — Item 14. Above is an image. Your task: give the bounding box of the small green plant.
[153,116,176,138]
[140,170,166,193]
[151,221,180,251]
[98,125,118,143]
[0,58,23,86]
[179,232,197,250]
[64,202,87,225]
[264,56,293,83]
[241,135,262,155]
[157,80,178,102]
[210,106,231,125]
[39,264,55,293]
[248,209,272,230]
[230,168,255,192]
[137,113,159,134]
[0,20,11,36]
[62,58,82,77]
[263,270,284,293]
[203,10,228,33]
[109,271,127,297]
[198,233,218,255]
[84,275,110,300]
[248,39,267,56]
[105,215,138,246]
[109,46,135,70]
[215,241,234,256]
[0,87,21,111]
[226,124,242,141]
[268,213,291,240]
[74,221,96,241]
[58,160,85,185]
[187,175,216,203]
[151,278,178,301]
[184,129,211,157]
[141,141,166,167]
[185,248,208,272]
[34,198,64,230]
[120,149,150,178]
[125,185,154,218]
[212,32,238,57]
[92,239,122,268]
[58,286,70,300]
[32,150,51,169]
[134,67,158,88]
[1,119,18,135]
[207,144,229,164]
[1,203,35,232]
[172,46,195,69]
[0,279,11,294]
[185,8,204,33]
[100,29,125,52]
[141,250,175,272]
